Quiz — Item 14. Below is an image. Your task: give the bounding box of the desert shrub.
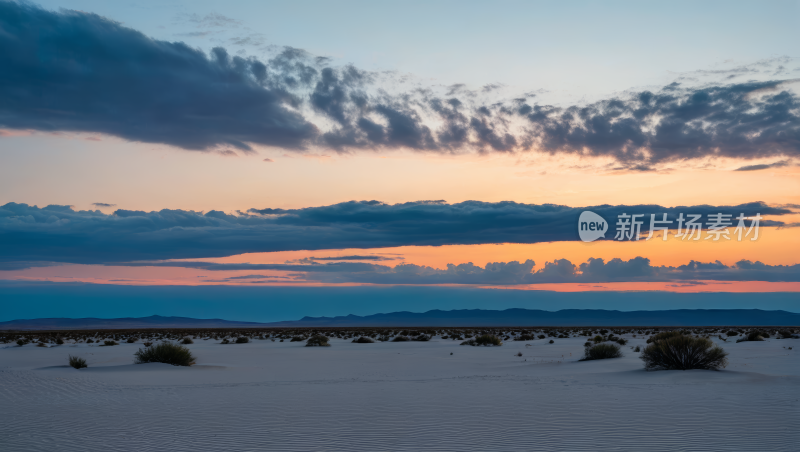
[646,331,683,344]
[515,333,535,341]
[413,335,431,342]
[235,337,249,344]
[102,340,118,346]
[634,345,641,352]
[516,352,523,357]
[352,336,375,343]
[461,334,502,346]
[126,337,137,343]
[16,339,25,346]
[290,336,306,342]
[640,335,728,371]
[548,339,554,344]
[86,339,94,343]
[181,337,194,345]
[726,330,738,336]
[592,335,604,343]
[580,343,623,361]
[537,334,546,339]
[616,338,628,346]
[134,342,196,366]
[583,341,592,347]
[37,342,47,347]
[392,336,410,342]
[55,337,65,345]
[143,341,153,347]
[779,330,796,339]
[68,355,88,369]
[306,335,330,347]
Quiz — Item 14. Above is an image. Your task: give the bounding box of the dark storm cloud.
[1,2,799,164]
[0,200,790,266]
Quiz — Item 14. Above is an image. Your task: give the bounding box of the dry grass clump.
[181,337,194,344]
[640,332,727,371]
[580,343,623,361]
[737,330,769,342]
[461,334,502,346]
[352,336,375,343]
[68,355,88,369]
[306,334,330,347]
[134,342,196,366]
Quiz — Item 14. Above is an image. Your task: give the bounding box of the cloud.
[1,3,798,165]
[734,160,790,171]
[0,2,317,152]
[263,158,274,162]
[0,200,790,266]
[117,257,800,285]
[92,203,116,208]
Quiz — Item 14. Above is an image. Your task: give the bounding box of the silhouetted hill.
[1,309,798,330]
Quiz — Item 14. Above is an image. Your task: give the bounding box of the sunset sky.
[1,0,799,320]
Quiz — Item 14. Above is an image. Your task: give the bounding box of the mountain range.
[1,309,799,330]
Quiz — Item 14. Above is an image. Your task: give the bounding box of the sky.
[1,0,799,319]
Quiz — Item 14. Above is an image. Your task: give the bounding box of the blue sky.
[27,0,800,99]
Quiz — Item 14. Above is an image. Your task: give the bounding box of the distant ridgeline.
[1,309,799,330]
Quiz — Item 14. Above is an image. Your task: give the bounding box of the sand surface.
[1,335,799,451]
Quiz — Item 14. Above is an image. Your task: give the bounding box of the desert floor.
[1,334,798,451]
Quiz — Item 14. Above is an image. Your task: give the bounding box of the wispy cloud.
[115,257,800,285]
[734,160,791,171]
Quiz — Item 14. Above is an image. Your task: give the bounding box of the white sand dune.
[1,336,798,451]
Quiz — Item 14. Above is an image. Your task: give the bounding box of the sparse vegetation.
[461,334,502,346]
[352,336,374,343]
[102,340,118,346]
[68,355,88,369]
[235,337,249,344]
[640,332,728,371]
[16,339,25,346]
[134,342,196,366]
[181,337,194,344]
[306,334,330,347]
[737,330,769,342]
[580,343,623,361]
